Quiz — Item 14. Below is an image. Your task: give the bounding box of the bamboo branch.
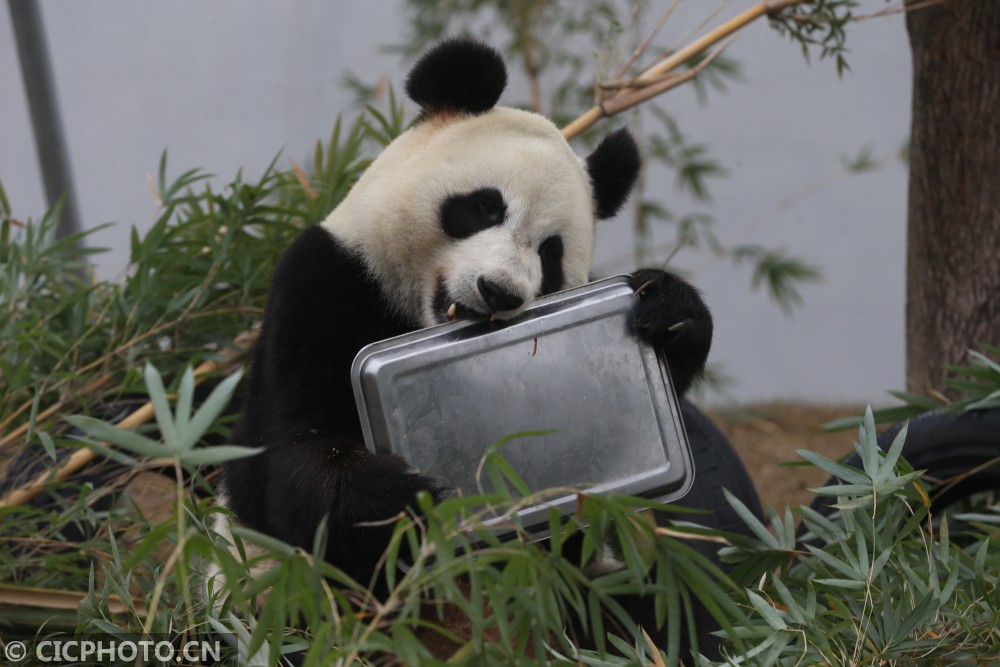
[562,0,806,139]
[613,0,682,81]
[598,38,735,117]
[0,330,257,509]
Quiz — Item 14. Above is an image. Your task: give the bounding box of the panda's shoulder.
[265,225,407,337]
[274,224,353,276]
[270,225,371,295]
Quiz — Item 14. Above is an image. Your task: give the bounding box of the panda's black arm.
[224,225,442,580]
[245,225,413,436]
[628,268,713,397]
[258,432,444,585]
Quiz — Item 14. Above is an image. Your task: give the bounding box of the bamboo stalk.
[0,583,147,616]
[562,0,805,139]
[0,331,256,509]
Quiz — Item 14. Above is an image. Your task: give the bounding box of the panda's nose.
[477,277,524,312]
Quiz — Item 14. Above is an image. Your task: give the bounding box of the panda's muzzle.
[433,275,525,324]
[433,277,485,324]
[476,277,524,312]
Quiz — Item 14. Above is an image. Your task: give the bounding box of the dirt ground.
[706,402,866,511]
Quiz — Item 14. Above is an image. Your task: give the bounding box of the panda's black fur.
[220,38,714,654]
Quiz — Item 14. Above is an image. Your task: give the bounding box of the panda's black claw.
[628,268,712,397]
[634,278,656,297]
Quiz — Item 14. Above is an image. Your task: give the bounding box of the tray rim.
[350,275,695,535]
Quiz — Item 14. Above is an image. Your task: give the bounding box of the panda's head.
[322,39,640,328]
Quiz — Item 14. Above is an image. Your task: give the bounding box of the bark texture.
[905,0,1000,395]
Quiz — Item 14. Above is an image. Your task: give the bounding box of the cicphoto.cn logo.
[2,636,226,665]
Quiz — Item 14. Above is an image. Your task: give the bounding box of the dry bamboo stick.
[0,583,147,616]
[0,401,156,508]
[0,374,113,451]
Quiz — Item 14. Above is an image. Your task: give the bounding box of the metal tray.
[351,275,693,534]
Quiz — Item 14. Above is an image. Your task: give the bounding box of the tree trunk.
[905,0,1000,396]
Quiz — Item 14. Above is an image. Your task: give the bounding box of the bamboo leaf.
[747,590,787,630]
[797,449,870,485]
[859,406,880,479]
[144,363,178,449]
[176,445,263,466]
[724,488,778,548]
[65,415,164,458]
[831,494,875,510]
[179,368,244,451]
[814,578,867,590]
[873,420,909,486]
[805,544,863,580]
[175,365,196,429]
[229,526,296,558]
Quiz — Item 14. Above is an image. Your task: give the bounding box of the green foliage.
[66,364,257,469]
[0,105,387,483]
[732,245,823,315]
[1,198,111,413]
[841,143,880,174]
[826,345,1000,430]
[769,0,860,76]
[4,362,747,665]
[718,407,1000,664]
[6,350,997,664]
[0,104,386,659]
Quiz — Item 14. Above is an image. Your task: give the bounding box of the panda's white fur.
[325,107,596,327]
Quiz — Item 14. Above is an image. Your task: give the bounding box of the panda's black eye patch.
[539,235,564,296]
[441,187,507,239]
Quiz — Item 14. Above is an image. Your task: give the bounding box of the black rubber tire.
[809,408,1000,514]
[657,400,763,563]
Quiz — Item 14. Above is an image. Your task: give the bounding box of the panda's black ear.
[405,38,507,115]
[586,128,641,220]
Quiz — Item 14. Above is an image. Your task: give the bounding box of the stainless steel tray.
[351,275,693,533]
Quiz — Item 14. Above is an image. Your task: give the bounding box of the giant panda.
[217,38,714,652]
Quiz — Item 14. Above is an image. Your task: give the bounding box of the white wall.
[0,1,911,405]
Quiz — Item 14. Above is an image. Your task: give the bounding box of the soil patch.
[706,402,867,511]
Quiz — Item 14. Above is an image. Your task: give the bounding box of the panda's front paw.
[629,268,713,396]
